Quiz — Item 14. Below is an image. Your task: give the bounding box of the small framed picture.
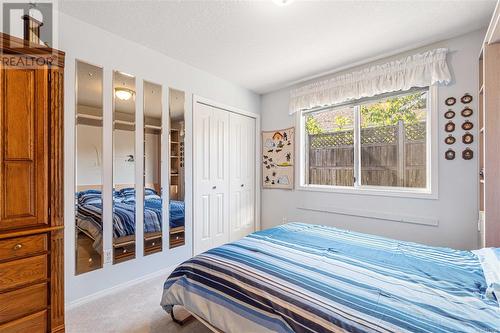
[444,135,456,145]
[462,120,473,131]
[445,121,455,132]
[461,107,473,117]
[444,110,455,119]
[462,148,473,160]
[461,93,473,104]
[445,149,456,160]
[462,132,473,144]
[445,97,456,106]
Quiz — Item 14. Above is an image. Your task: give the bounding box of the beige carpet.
[66,274,211,333]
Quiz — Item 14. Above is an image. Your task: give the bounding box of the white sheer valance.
[289,48,451,114]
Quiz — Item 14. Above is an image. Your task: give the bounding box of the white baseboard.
[65,265,175,311]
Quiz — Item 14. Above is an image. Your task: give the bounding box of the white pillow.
[474,247,500,305]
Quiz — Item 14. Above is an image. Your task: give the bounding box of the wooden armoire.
[0,32,65,332]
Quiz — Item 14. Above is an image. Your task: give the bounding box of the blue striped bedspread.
[76,190,185,251]
[161,223,500,333]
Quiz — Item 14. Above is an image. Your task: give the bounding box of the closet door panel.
[242,116,256,236]
[0,68,48,230]
[194,104,212,254]
[210,108,229,248]
[229,113,255,241]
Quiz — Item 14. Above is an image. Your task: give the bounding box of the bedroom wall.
[60,12,260,304]
[260,29,484,250]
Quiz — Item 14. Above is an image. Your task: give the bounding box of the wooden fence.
[307,121,426,188]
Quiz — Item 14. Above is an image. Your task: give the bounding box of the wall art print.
[262,127,294,189]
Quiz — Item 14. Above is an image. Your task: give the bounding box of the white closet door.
[229,113,255,241]
[193,103,229,255]
[210,106,230,248]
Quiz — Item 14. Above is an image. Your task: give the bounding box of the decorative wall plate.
[462,132,473,144]
[445,97,456,106]
[461,93,473,104]
[444,110,455,119]
[461,107,473,117]
[445,121,455,132]
[462,148,473,160]
[462,120,473,131]
[445,149,456,160]
[444,135,456,145]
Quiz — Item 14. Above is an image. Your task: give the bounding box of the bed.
[161,222,500,333]
[75,188,185,252]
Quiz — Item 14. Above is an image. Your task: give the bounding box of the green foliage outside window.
[305,116,323,134]
[360,92,426,128]
[305,92,426,134]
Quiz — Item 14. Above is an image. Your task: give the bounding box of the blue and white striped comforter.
[161,223,500,333]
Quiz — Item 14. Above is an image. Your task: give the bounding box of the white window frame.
[296,86,438,199]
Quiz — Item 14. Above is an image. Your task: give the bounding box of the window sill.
[296,184,438,200]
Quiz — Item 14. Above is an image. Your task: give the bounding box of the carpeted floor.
[66,274,211,333]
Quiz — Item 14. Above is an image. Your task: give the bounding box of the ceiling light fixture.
[115,87,135,101]
[272,0,294,6]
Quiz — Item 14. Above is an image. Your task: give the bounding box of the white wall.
[61,12,260,304]
[261,29,484,250]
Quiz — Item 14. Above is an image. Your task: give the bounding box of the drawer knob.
[13,243,22,251]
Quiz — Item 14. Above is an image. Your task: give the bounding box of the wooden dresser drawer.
[0,282,47,324]
[0,255,47,291]
[0,310,47,333]
[0,234,47,261]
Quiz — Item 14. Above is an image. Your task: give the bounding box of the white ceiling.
[61,0,496,94]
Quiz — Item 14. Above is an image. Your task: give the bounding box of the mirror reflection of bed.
[169,88,186,248]
[113,71,137,264]
[75,61,104,275]
[143,81,163,256]
[75,63,187,274]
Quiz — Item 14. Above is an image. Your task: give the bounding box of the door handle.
[212,186,217,190]
[240,184,244,187]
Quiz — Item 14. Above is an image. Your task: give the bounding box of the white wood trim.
[484,1,500,44]
[135,75,144,259]
[103,67,114,265]
[297,205,439,227]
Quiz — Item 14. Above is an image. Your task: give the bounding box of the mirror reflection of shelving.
[143,81,163,256]
[113,70,137,264]
[169,88,186,248]
[75,61,104,275]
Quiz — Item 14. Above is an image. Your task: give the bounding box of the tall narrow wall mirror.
[169,88,186,248]
[113,71,136,264]
[75,61,104,275]
[143,81,163,255]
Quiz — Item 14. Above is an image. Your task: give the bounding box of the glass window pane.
[304,106,355,186]
[360,91,427,188]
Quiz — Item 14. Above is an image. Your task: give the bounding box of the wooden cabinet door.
[0,66,49,230]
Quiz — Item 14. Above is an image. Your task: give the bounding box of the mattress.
[161,223,500,333]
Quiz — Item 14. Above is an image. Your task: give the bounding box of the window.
[299,87,435,196]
